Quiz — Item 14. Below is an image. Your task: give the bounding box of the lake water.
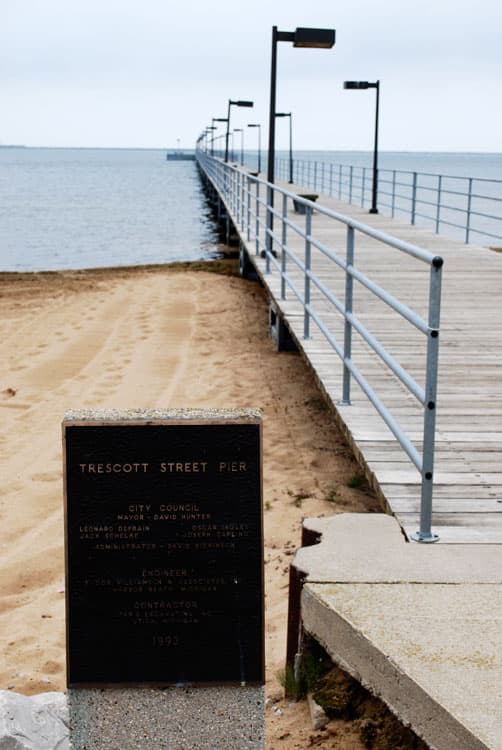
[0,148,220,272]
[2,147,502,272]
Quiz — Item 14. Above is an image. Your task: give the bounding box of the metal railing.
[197,150,444,542]
[276,157,502,245]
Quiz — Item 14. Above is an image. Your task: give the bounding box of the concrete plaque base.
[68,686,265,750]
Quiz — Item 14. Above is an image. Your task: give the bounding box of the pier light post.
[344,80,380,214]
[225,99,254,163]
[233,128,244,166]
[247,123,262,172]
[214,134,226,158]
[207,125,217,156]
[266,26,335,255]
[276,112,293,183]
[211,118,228,156]
[205,128,214,152]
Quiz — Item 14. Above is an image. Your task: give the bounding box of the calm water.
[3,148,502,272]
[0,148,220,272]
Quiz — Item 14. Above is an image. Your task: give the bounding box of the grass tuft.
[347,471,368,489]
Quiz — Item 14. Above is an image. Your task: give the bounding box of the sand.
[0,263,380,748]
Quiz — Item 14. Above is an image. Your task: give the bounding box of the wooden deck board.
[213,170,502,543]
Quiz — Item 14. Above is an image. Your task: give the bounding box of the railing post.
[303,206,312,338]
[391,171,396,218]
[236,170,240,220]
[435,175,442,234]
[321,161,325,192]
[361,168,366,208]
[255,181,260,256]
[338,164,342,199]
[412,256,443,543]
[265,183,273,274]
[246,176,251,241]
[265,184,273,273]
[241,171,246,230]
[234,170,238,218]
[340,225,354,405]
[411,172,418,224]
[349,166,353,204]
[313,161,318,191]
[281,193,288,300]
[466,177,473,244]
[236,170,240,226]
[329,163,334,196]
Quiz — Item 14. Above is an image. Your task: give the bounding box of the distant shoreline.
[3,145,502,156]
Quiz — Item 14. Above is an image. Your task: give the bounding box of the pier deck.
[226,168,502,543]
[254,181,502,746]
[197,157,502,748]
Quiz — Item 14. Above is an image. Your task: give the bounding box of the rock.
[307,692,330,730]
[0,690,69,750]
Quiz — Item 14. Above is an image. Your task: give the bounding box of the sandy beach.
[0,262,383,748]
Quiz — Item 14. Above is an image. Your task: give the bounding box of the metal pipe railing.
[196,150,444,542]
[275,157,502,246]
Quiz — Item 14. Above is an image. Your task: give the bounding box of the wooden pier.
[202,161,502,544]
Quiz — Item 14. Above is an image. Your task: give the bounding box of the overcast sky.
[2,0,501,151]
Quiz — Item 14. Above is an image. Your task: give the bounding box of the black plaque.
[64,418,263,686]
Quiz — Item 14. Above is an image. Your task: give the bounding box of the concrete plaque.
[63,410,263,688]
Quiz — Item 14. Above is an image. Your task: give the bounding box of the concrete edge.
[301,585,488,750]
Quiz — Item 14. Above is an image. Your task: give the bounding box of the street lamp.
[344,80,380,214]
[266,26,335,255]
[212,117,228,155]
[213,133,226,158]
[207,125,217,155]
[225,99,254,162]
[276,112,293,183]
[247,123,262,172]
[233,128,244,166]
[205,127,214,152]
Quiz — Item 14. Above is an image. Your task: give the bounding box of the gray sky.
[2,0,501,151]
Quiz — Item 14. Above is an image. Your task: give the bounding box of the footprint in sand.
[1,387,17,399]
[31,472,60,483]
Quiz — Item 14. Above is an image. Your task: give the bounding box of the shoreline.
[0,257,239,280]
[0,251,240,279]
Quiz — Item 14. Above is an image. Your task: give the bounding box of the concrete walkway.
[295,514,502,750]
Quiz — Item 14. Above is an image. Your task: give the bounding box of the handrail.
[196,150,444,543]
[274,157,502,245]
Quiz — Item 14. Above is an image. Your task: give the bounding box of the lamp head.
[344,81,373,89]
[293,27,335,48]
